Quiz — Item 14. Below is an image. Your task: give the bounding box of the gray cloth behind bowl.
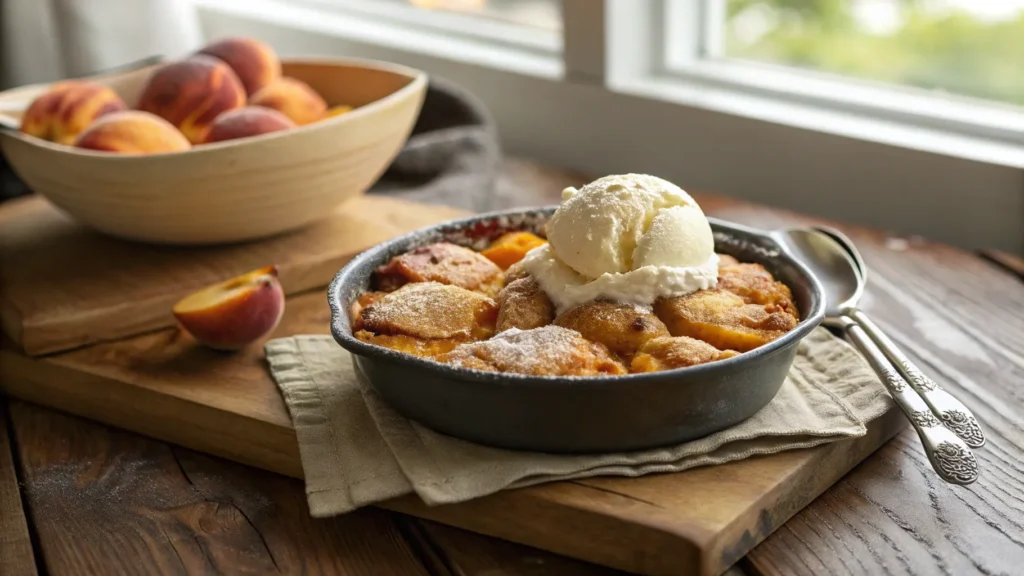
[368,77,501,213]
[1,77,501,210]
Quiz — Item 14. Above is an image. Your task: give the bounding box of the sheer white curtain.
[1,0,203,89]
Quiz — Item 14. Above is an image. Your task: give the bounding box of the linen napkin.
[266,327,892,517]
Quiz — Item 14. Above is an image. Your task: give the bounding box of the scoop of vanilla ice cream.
[632,203,715,269]
[523,174,719,313]
[546,174,713,278]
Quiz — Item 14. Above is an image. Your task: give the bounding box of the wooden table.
[1,157,1022,576]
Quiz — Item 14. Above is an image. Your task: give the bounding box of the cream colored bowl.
[0,58,427,244]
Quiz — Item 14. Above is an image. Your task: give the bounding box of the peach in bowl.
[0,44,427,245]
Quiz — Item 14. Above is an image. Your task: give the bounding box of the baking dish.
[328,207,825,453]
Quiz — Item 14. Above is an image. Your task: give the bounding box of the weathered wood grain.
[702,203,1024,576]
[409,516,752,576]
[9,400,432,576]
[0,402,37,576]
[8,399,696,576]
[745,430,1024,576]
[402,518,630,575]
[0,194,467,356]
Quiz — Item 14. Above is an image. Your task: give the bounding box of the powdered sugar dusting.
[362,282,495,340]
[440,325,625,376]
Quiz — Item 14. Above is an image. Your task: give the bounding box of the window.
[714,0,1024,108]
[378,0,561,32]
[645,0,1024,147]
[199,0,1024,151]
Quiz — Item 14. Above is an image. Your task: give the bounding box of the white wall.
[201,8,1023,254]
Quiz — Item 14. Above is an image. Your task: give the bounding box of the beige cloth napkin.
[266,327,892,518]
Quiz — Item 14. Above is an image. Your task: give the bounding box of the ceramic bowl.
[0,57,427,244]
[327,208,826,453]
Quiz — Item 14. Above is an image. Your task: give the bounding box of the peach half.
[202,106,296,144]
[249,77,327,125]
[136,55,247,144]
[196,37,282,96]
[172,266,285,351]
[73,110,191,154]
[19,80,128,145]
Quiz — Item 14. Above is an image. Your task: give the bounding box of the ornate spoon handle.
[841,318,979,485]
[847,309,986,448]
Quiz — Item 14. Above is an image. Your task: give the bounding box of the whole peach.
[249,77,327,125]
[196,37,282,96]
[19,80,128,145]
[73,111,191,154]
[202,106,296,144]
[136,55,246,144]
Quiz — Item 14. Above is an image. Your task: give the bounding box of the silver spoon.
[777,228,979,485]
[809,226,985,449]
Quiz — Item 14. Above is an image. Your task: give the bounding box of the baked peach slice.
[481,231,547,270]
[172,266,285,350]
[630,336,739,373]
[554,300,669,361]
[495,276,554,333]
[654,289,797,353]
[373,242,504,297]
[438,326,627,377]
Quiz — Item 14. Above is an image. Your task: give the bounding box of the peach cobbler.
[351,174,800,377]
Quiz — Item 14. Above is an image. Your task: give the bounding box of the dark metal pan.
[328,207,825,453]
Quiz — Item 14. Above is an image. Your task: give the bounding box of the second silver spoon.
[811,226,986,449]
[777,228,979,485]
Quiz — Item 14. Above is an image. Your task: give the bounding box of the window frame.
[652,0,1024,146]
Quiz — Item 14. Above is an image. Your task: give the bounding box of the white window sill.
[612,73,1024,171]
[192,0,564,80]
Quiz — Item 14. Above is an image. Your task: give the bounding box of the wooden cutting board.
[0,285,904,576]
[0,192,905,575]
[0,194,467,356]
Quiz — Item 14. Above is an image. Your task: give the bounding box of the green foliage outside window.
[725,0,1024,107]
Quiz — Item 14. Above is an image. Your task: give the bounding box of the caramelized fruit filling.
[352,237,800,376]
